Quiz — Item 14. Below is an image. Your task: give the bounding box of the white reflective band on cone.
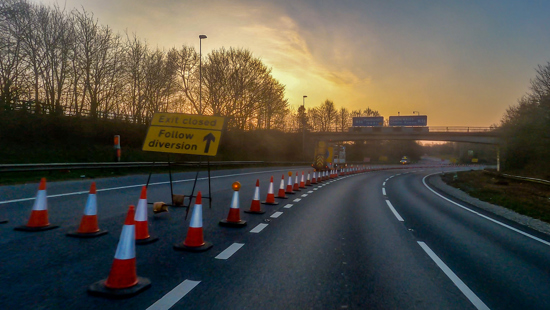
[135,199,148,221]
[32,190,47,211]
[268,182,274,193]
[279,179,285,189]
[189,204,203,228]
[230,191,239,209]
[83,194,97,215]
[288,177,293,186]
[253,187,260,200]
[114,225,135,260]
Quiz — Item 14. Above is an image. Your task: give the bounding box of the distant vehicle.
[400,156,410,165]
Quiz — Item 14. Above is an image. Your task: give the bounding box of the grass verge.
[441,170,550,223]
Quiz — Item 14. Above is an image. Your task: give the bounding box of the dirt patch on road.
[441,170,550,224]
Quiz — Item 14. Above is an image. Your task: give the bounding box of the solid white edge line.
[250,223,268,233]
[215,243,244,260]
[271,212,283,218]
[146,280,200,310]
[382,188,386,196]
[422,173,550,247]
[417,242,490,310]
[284,204,293,208]
[385,200,404,221]
[0,168,296,205]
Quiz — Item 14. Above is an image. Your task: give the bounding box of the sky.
[33,0,550,126]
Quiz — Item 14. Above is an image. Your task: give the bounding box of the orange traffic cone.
[67,182,108,238]
[245,179,265,214]
[299,172,306,189]
[88,205,151,298]
[305,171,311,186]
[311,171,318,184]
[293,172,301,191]
[15,178,58,232]
[285,171,295,194]
[134,186,158,245]
[219,182,247,227]
[277,174,288,199]
[262,176,279,205]
[174,192,213,252]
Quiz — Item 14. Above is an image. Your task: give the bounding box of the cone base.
[285,191,296,195]
[244,209,265,214]
[219,219,247,227]
[0,219,8,224]
[261,201,279,205]
[67,230,108,238]
[14,225,59,232]
[173,241,213,252]
[276,196,288,199]
[136,236,159,245]
[88,277,151,299]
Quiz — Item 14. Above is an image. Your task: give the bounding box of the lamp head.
[199,35,207,39]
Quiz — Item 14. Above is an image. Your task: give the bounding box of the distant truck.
[313,141,345,171]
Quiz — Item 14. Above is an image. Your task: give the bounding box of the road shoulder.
[427,173,550,236]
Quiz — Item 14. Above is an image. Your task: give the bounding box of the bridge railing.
[427,127,495,133]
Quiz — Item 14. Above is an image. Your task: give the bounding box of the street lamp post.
[302,95,307,159]
[199,34,207,115]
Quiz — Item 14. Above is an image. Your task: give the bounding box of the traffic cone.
[285,171,295,194]
[277,174,288,199]
[245,179,265,214]
[174,192,212,252]
[135,186,158,245]
[299,172,306,189]
[261,176,279,205]
[15,178,58,232]
[311,171,318,184]
[306,171,311,186]
[88,205,151,298]
[67,182,108,238]
[293,172,301,191]
[219,182,247,227]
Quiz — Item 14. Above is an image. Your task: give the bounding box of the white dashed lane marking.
[250,223,268,233]
[215,243,244,260]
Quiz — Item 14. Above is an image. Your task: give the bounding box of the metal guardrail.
[0,161,313,173]
[483,170,550,186]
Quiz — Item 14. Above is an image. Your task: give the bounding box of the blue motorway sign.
[388,115,427,126]
[352,117,384,127]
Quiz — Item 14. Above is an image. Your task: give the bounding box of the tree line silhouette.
[0,0,380,133]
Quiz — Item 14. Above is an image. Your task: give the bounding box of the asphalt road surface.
[1,164,549,309]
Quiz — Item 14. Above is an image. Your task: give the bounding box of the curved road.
[1,164,549,309]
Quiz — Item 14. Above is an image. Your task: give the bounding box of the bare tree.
[317,99,338,131]
[0,0,30,110]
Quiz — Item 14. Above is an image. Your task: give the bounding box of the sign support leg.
[168,154,174,206]
[146,162,156,188]
[207,157,212,207]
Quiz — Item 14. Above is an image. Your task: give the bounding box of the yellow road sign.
[143,113,225,156]
[150,113,224,130]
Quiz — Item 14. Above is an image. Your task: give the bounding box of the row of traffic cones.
[13,178,157,245]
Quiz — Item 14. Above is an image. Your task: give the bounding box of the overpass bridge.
[307,126,503,170]
[309,126,501,145]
